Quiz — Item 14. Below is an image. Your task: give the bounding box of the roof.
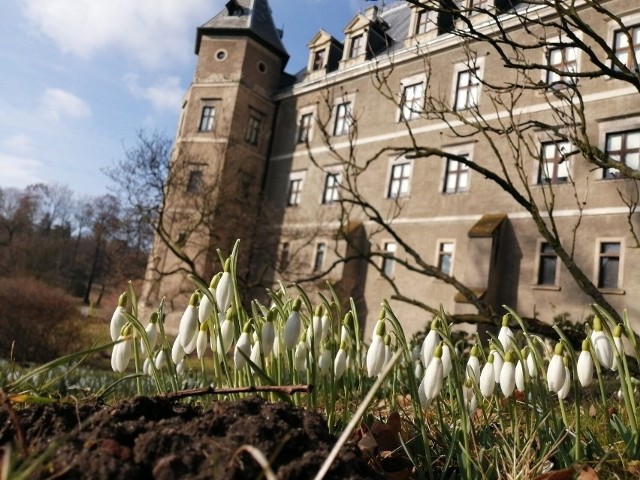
[196,0,288,64]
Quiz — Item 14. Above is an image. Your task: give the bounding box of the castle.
[142,0,640,337]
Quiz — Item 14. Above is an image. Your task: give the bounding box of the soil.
[0,395,384,479]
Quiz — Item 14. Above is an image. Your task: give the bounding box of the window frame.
[537,140,571,184]
[245,113,262,145]
[297,112,313,144]
[545,45,578,87]
[312,49,326,71]
[603,128,640,179]
[381,241,397,277]
[349,34,364,58]
[454,67,480,111]
[436,240,455,276]
[286,171,305,207]
[198,105,216,132]
[443,154,470,194]
[333,101,352,137]
[400,81,424,121]
[612,24,640,72]
[321,170,341,204]
[186,169,204,194]
[313,242,327,272]
[594,239,624,292]
[534,240,560,288]
[415,9,429,35]
[387,159,413,199]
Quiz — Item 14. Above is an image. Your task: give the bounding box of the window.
[597,241,621,289]
[313,242,326,272]
[537,242,558,285]
[613,25,640,71]
[279,242,290,271]
[287,175,303,206]
[437,242,454,275]
[604,129,640,178]
[333,102,352,136]
[538,141,570,184]
[186,170,203,193]
[245,115,262,145]
[415,10,429,35]
[312,49,325,71]
[297,113,313,143]
[401,82,424,121]
[349,34,364,58]
[387,161,412,198]
[199,106,215,132]
[443,156,470,193]
[381,242,396,277]
[467,0,489,12]
[322,172,341,204]
[454,68,480,110]
[546,46,577,87]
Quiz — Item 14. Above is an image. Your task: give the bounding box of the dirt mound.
[0,395,382,479]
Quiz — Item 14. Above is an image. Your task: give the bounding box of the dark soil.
[0,395,383,479]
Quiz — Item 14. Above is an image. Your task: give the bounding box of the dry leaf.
[533,467,574,480]
[589,404,597,417]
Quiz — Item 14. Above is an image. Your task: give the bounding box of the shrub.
[0,277,80,362]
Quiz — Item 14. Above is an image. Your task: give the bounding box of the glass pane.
[439,254,452,275]
[627,131,640,149]
[539,257,557,285]
[601,242,620,254]
[599,258,619,288]
[607,134,622,151]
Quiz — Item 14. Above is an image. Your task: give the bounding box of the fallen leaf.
[589,404,597,417]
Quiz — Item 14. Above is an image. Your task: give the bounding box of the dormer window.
[349,34,364,58]
[312,50,325,71]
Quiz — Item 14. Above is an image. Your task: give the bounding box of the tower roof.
[196,0,288,65]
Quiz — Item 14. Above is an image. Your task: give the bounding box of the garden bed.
[0,395,382,479]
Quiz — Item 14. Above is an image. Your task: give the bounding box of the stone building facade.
[143,0,640,337]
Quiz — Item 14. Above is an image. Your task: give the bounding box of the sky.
[0,0,366,197]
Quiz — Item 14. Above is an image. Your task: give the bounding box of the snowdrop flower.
[196,322,209,359]
[366,317,386,377]
[294,332,309,372]
[283,299,303,350]
[261,311,276,357]
[383,334,393,368]
[155,350,168,370]
[319,343,332,376]
[498,314,515,353]
[320,311,330,340]
[112,324,133,373]
[109,292,128,341]
[198,275,219,324]
[272,332,280,357]
[421,319,440,368]
[179,292,200,350]
[307,305,324,351]
[176,359,187,376]
[591,316,613,369]
[422,343,444,407]
[515,349,526,392]
[334,342,348,380]
[413,360,424,379]
[611,325,623,372]
[234,324,252,369]
[143,357,153,376]
[500,350,516,398]
[557,357,571,400]
[441,344,452,378]
[171,336,186,364]
[218,312,235,354]
[526,347,538,378]
[463,378,478,415]
[547,343,566,393]
[577,339,593,388]
[340,313,352,347]
[479,354,496,398]
[140,312,159,357]
[466,345,481,383]
[216,259,232,314]
[417,375,428,409]
[250,340,263,371]
[490,345,503,385]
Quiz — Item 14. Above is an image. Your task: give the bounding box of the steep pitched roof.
[196,0,288,64]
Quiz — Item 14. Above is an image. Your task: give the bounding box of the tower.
[141,0,288,325]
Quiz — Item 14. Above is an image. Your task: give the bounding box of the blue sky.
[0,0,364,196]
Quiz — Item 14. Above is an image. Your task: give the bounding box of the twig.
[161,384,313,401]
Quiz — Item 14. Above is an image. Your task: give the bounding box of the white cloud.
[0,153,45,189]
[124,74,184,112]
[22,0,222,68]
[42,88,91,121]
